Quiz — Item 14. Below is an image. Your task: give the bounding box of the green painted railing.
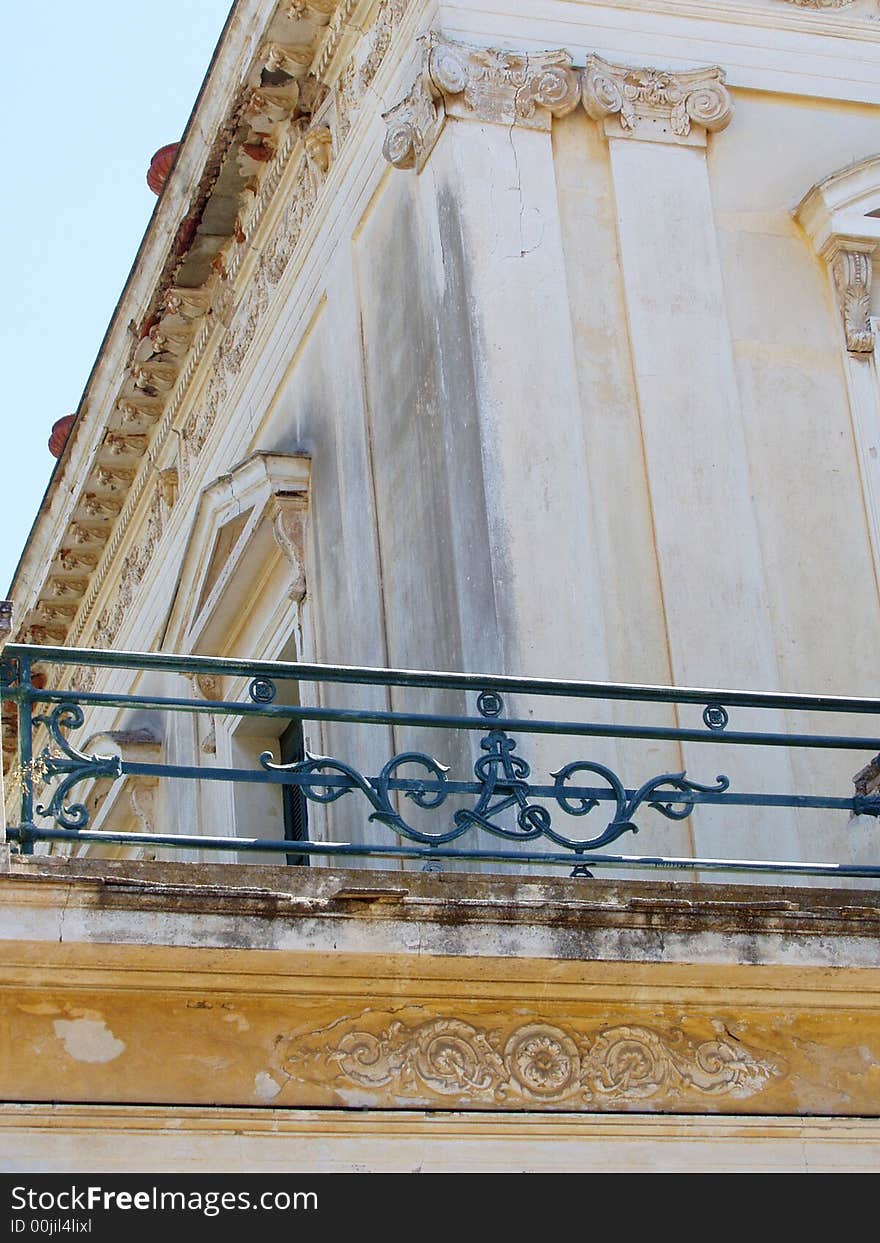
[1,643,878,880]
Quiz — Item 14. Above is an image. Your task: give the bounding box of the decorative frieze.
[331,0,412,148]
[827,241,876,353]
[94,466,136,492]
[19,1,418,652]
[313,0,359,82]
[101,433,149,460]
[68,523,105,548]
[88,481,169,651]
[303,124,333,173]
[34,602,78,624]
[278,1011,778,1108]
[582,56,733,145]
[81,496,123,522]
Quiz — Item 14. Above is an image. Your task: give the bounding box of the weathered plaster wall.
[8,0,880,879]
[0,859,878,1122]
[3,1107,879,1173]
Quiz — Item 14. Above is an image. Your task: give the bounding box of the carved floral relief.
[828,244,875,353]
[276,1010,779,1108]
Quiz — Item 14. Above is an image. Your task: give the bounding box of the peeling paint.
[222,1011,250,1032]
[53,1019,125,1064]
[253,1072,282,1102]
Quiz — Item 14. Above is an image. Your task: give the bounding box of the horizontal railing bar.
[17,688,880,750]
[6,643,880,715]
[7,825,880,878]
[116,761,857,811]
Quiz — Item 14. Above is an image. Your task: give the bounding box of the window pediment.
[796,154,880,354]
[165,451,310,654]
[796,154,880,256]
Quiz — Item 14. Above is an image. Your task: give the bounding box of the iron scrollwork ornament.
[249,676,277,704]
[261,691,729,854]
[32,704,122,830]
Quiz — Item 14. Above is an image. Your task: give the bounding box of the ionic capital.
[382,34,580,172]
[582,56,733,147]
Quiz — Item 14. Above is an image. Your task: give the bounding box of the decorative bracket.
[825,240,876,354]
[272,496,309,603]
[795,157,880,356]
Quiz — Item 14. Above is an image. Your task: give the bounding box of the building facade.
[2,0,880,1170]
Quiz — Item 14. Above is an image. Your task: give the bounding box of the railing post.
[15,651,34,855]
[0,602,12,859]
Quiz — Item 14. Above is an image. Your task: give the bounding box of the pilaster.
[582,55,800,863]
[384,37,611,691]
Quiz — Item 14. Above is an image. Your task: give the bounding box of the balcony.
[2,643,880,881]
[1,643,879,1152]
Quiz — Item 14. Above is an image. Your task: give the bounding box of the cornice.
[8,0,878,677]
[470,0,880,45]
[9,1,345,667]
[36,0,426,681]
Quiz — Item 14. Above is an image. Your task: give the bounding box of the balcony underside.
[1,855,878,1119]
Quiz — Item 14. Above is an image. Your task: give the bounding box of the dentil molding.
[382,36,733,171]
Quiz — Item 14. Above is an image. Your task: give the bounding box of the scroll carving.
[383,34,580,172]
[582,56,732,144]
[272,498,308,603]
[381,72,445,172]
[827,242,875,354]
[279,1012,778,1107]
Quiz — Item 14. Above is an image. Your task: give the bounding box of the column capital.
[382,34,580,172]
[582,56,733,147]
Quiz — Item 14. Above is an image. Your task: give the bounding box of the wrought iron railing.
[1,643,879,880]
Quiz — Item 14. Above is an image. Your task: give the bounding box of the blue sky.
[0,0,232,596]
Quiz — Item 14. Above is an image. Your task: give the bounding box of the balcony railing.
[1,643,879,880]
